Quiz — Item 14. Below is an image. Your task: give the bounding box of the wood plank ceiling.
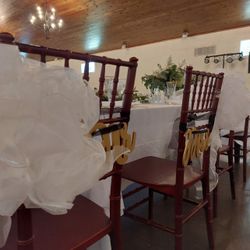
[1,0,250,53]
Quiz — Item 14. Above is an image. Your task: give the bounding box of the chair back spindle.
[83,59,90,81]
[122,57,138,120]
[109,65,120,119]
[190,74,198,110]
[243,116,249,140]
[201,73,210,109]
[98,63,106,109]
[195,73,205,110]
[205,75,215,109]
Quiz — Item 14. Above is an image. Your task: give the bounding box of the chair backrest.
[0,32,138,125]
[243,115,249,140]
[176,66,224,186]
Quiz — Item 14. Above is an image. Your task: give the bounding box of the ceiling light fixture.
[29,0,63,39]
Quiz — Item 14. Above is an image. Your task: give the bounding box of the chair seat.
[3,196,111,250]
[122,156,202,189]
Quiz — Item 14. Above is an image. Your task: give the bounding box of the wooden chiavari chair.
[121,66,224,250]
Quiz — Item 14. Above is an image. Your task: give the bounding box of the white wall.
[49,26,250,92]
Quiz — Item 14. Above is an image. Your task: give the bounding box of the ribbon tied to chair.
[182,127,210,167]
[90,122,136,165]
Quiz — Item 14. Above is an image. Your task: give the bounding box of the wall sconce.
[214,57,220,64]
[226,56,233,63]
[204,52,244,68]
[204,57,210,64]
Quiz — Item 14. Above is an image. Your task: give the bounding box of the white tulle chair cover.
[209,70,250,190]
[0,44,110,246]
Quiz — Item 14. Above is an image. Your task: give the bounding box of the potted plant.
[142,57,185,94]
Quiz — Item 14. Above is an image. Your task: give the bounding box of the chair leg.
[110,169,122,250]
[148,188,154,220]
[213,186,218,218]
[243,149,247,183]
[234,142,240,164]
[202,180,214,250]
[228,146,236,199]
[229,168,236,199]
[17,206,34,250]
[174,196,183,250]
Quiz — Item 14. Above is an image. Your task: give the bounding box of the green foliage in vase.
[94,88,123,101]
[142,57,185,92]
[132,89,150,103]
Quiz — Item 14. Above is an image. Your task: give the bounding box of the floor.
[122,162,250,250]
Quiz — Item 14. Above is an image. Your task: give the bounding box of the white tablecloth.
[128,103,181,161]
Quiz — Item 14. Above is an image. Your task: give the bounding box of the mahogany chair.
[0,32,138,250]
[213,130,235,218]
[121,67,224,250]
[233,116,250,182]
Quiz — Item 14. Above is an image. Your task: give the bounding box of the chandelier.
[29,1,63,39]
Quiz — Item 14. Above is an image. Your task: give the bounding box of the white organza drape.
[0,44,108,246]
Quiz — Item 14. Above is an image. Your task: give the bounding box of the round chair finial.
[0,32,15,43]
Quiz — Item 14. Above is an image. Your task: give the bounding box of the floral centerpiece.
[132,89,150,103]
[142,57,185,93]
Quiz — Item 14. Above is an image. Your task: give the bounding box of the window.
[81,62,95,73]
[240,40,250,56]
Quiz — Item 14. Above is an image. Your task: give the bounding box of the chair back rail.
[177,66,224,187]
[0,32,138,124]
[243,116,250,140]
